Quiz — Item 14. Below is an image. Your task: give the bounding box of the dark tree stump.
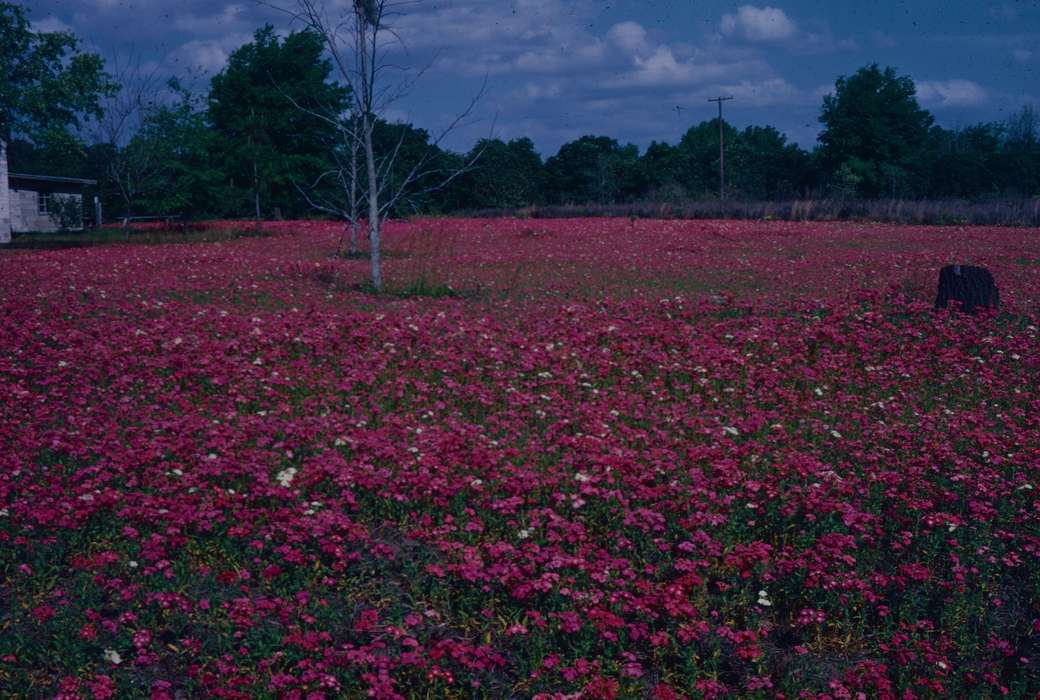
[935,265,999,314]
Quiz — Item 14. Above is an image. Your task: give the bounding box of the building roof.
[9,172,97,186]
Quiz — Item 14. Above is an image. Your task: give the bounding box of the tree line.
[4,3,1039,232]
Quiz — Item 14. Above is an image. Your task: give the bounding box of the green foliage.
[128,82,230,218]
[675,118,739,196]
[545,135,642,204]
[638,140,686,201]
[818,64,934,197]
[452,137,545,210]
[999,105,1040,196]
[0,2,115,143]
[208,25,350,218]
[49,193,84,230]
[728,125,813,199]
[6,130,89,178]
[368,120,459,216]
[925,123,1005,198]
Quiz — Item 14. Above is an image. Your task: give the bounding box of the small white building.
[0,144,95,243]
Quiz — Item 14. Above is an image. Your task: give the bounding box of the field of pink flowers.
[1,218,1039,699]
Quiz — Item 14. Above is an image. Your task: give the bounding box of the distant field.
[1,218,1038,698]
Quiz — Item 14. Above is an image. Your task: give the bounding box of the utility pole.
[708,96,734,200]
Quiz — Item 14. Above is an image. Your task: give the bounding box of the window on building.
[38,193,51,216]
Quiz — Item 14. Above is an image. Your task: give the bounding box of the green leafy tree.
[545,135,641,204]
[818,64,934,197]
[208,25,350,221]
[0,1,114,238]
[675,119,739,197]
[453,137,545,210]
[727,125,811,199]
[639,141,686,201]
[367,120,460,216]
[1001,105,1040,196]
[130,81,230,219]
[5,130,90,178]
[0,2,115,144]
[923,123,1003,198]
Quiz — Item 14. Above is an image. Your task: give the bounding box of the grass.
[4,226,272,249]
[470,197,1040,228]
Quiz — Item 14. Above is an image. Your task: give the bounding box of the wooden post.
[708,96,734,200]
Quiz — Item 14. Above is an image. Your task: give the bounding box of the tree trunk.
[363,115,382,291]
[349,125,360,255]
[253,159,261,231]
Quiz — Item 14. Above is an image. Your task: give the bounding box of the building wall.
[10,188,85,233]
[0,142,10,244]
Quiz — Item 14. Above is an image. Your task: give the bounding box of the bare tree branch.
[262,0,487,290]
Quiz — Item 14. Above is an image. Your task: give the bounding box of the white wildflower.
[757,590,772,607]
[574,472,591,483]
[103,649,122,665]
[722,426,740,437]
[276,467,297,488]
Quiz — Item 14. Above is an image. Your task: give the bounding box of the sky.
[24,0,1040,156]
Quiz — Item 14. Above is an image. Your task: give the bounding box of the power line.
[708,96,734,200]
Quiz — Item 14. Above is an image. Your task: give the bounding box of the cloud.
[166,33,251,74]
[1014,48,1033,63]
[32,16,75,34]
[870,31,897,49]
[607,22,650,55]
[173,4,247,35]
[720,6,798,43]
[916,80,989,108]
[715,77,806,107]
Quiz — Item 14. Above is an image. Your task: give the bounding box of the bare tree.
[268,0,486,291]
[289,111,365,256]
[87,51,166,228]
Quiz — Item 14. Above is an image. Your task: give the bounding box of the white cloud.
[607,22,650,55]
[916,79,989,108]
[32,16,75,34]
[720,6,798,43]
[167,34,251,74]
[173,4,247,35]
[1014,48,1033,63]
[717,77,805,107]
